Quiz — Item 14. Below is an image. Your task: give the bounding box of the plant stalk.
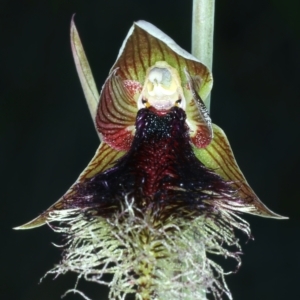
[189,1,216,299]
[192,0,215,111]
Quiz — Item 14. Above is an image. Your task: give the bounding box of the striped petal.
[15,143,126,229]
[193,124,287,219]
[112,21,212,102]
[96,20,213,149]
[96,70,139,150]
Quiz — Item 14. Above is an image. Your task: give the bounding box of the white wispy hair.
[45,196,250,300]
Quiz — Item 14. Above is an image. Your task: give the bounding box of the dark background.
[1,0,299,299]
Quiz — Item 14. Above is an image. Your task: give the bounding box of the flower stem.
[190,1,215,299]
[192,0,215,111]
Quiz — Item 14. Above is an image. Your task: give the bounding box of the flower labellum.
[16,19,287,300]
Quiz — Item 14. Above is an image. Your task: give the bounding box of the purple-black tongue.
[68,107,236,218]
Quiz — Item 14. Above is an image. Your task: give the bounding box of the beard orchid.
[16,20,285,300]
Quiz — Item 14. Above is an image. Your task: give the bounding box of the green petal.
[99,21,213,149]
[71,17,100,131]
[14,143,126,229]
[193,124,287,219]
[112,21,213,106]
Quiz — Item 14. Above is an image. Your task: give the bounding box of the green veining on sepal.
[193,123,287,219]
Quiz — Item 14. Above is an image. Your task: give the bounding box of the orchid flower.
[16,20,285,300]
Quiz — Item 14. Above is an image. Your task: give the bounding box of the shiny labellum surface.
[66,107,236,219]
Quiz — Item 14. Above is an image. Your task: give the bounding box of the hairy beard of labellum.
[48,107,250,300]
[67,106,237,220]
